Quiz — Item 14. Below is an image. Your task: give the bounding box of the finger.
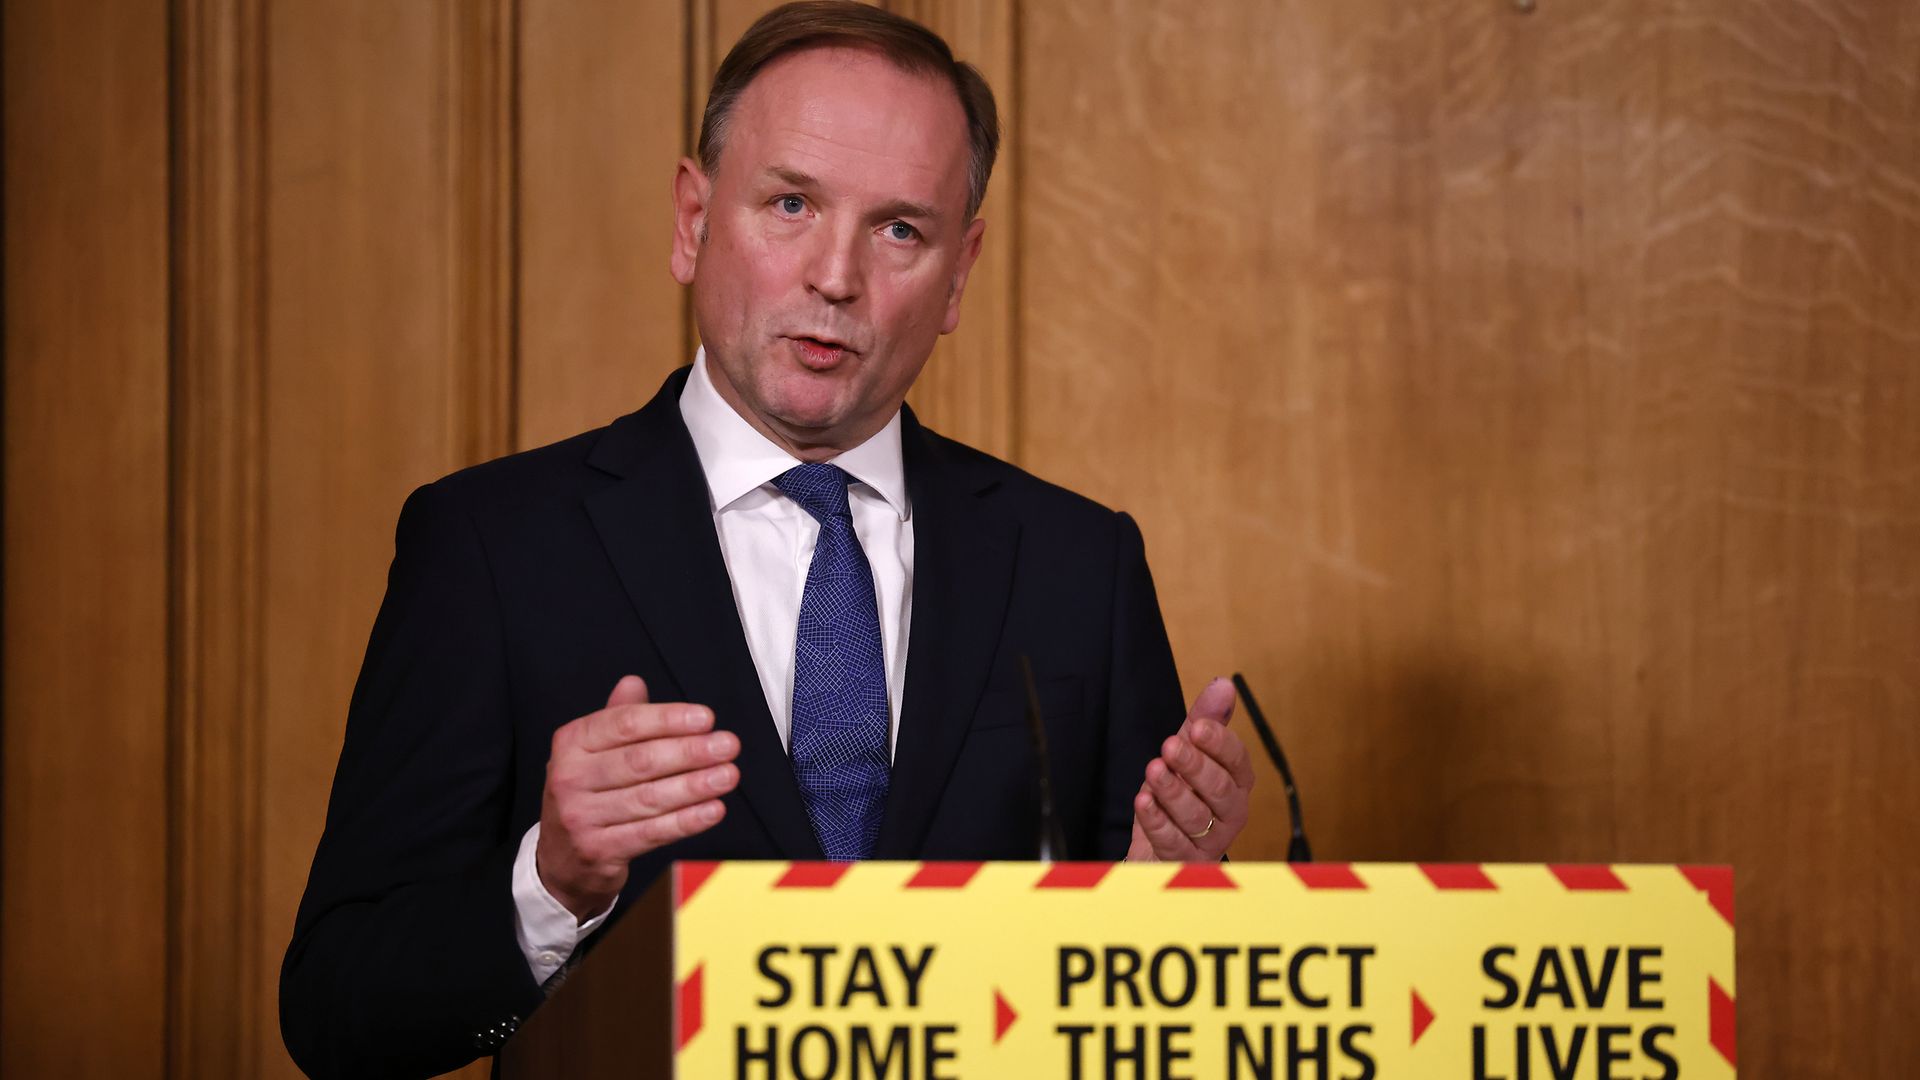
[605,674,650,709]
[1144,756,1214,838]
[1161,732,1245,822]
[1185,676,1237,727]
[583,729,739,791]
[583,761,740,826]
[601,798,729,859]
[1132,785,1201,861]
[579,701,715,753]
[1188,715,1257,792]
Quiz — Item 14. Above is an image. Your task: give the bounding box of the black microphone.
[1019,654,1069,862]
[1231,673,1312,862]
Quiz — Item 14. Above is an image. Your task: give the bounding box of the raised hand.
[1126,677,1255,862]
[535,675,740,919]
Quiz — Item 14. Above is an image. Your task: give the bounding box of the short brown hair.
[697,1,1000,219]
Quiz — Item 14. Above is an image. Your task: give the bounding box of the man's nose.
[805,219,864,305]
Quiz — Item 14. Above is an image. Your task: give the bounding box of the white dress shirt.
[512,348,915,983]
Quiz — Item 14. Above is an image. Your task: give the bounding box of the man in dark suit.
[280,4,1255,1078]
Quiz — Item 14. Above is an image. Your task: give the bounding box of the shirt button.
[540,951,560,965]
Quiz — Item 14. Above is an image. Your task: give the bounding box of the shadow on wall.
[1260,644,1624,865]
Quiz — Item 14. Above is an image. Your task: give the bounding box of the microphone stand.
[1231,673,1313,863]
[1019,655,1069,862]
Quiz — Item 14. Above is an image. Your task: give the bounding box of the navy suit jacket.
[279,367,1186,1078]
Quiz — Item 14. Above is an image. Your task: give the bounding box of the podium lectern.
[502,861,1736,1078]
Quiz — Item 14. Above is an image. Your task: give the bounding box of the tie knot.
[774,462,854,522]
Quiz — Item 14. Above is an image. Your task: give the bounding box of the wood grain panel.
[517,0,689,448]
[1,2,172,1078]
[891,0,1019,457]
[451,0,519,465]
[1020,0,1918,1074]
[170,0,269,1076]
[256,3,520,1076]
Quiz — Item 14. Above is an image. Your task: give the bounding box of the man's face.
[671,45,986,456]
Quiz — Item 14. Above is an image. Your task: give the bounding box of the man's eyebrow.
[765,165,820,189]
[762,165,943,225]
[870,198,942,224]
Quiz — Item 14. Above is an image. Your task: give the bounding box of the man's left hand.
[1126,677,1255,861]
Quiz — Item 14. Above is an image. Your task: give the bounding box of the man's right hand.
[535,675,741,921]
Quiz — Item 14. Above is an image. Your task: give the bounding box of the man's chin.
[760,393,860,443]
[759,376,854,434]
[767,406,851,444]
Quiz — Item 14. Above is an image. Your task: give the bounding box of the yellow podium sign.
[670,862,1735,1079]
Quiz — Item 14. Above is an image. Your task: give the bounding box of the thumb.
[1187,676,1236,726]
[605,674,650,709]
[1126,816,1154,862]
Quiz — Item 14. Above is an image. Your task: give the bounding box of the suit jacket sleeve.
[1096,511,1188,858]
[280,481,542,1079]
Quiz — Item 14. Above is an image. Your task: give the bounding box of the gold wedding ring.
[1188,816,1215,840]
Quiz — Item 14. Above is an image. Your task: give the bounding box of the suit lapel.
[873,413,1021,859]
[583,370,824,859]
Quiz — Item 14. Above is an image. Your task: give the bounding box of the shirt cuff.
[511,821,614,984]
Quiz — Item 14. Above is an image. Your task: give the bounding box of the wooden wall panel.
[451,0,519,467]
[171,0,268,1074]
[1019,0,1919,1074]
[1,3,172,1079]
[255,3,518,1076]
[517,0,689,449]
[891,0,1019,457]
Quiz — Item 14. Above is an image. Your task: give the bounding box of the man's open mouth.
[792,334,851,352]
[789,335,855,368]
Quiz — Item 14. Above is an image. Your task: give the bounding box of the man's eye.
[886,221,917,242]
[776,195,805,215]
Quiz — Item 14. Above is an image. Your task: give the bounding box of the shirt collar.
[678,347,910,520]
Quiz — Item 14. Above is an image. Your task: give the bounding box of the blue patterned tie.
[774,463,890,860]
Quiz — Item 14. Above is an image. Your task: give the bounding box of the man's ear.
[939,216,988,335]
[670,158,711,286]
